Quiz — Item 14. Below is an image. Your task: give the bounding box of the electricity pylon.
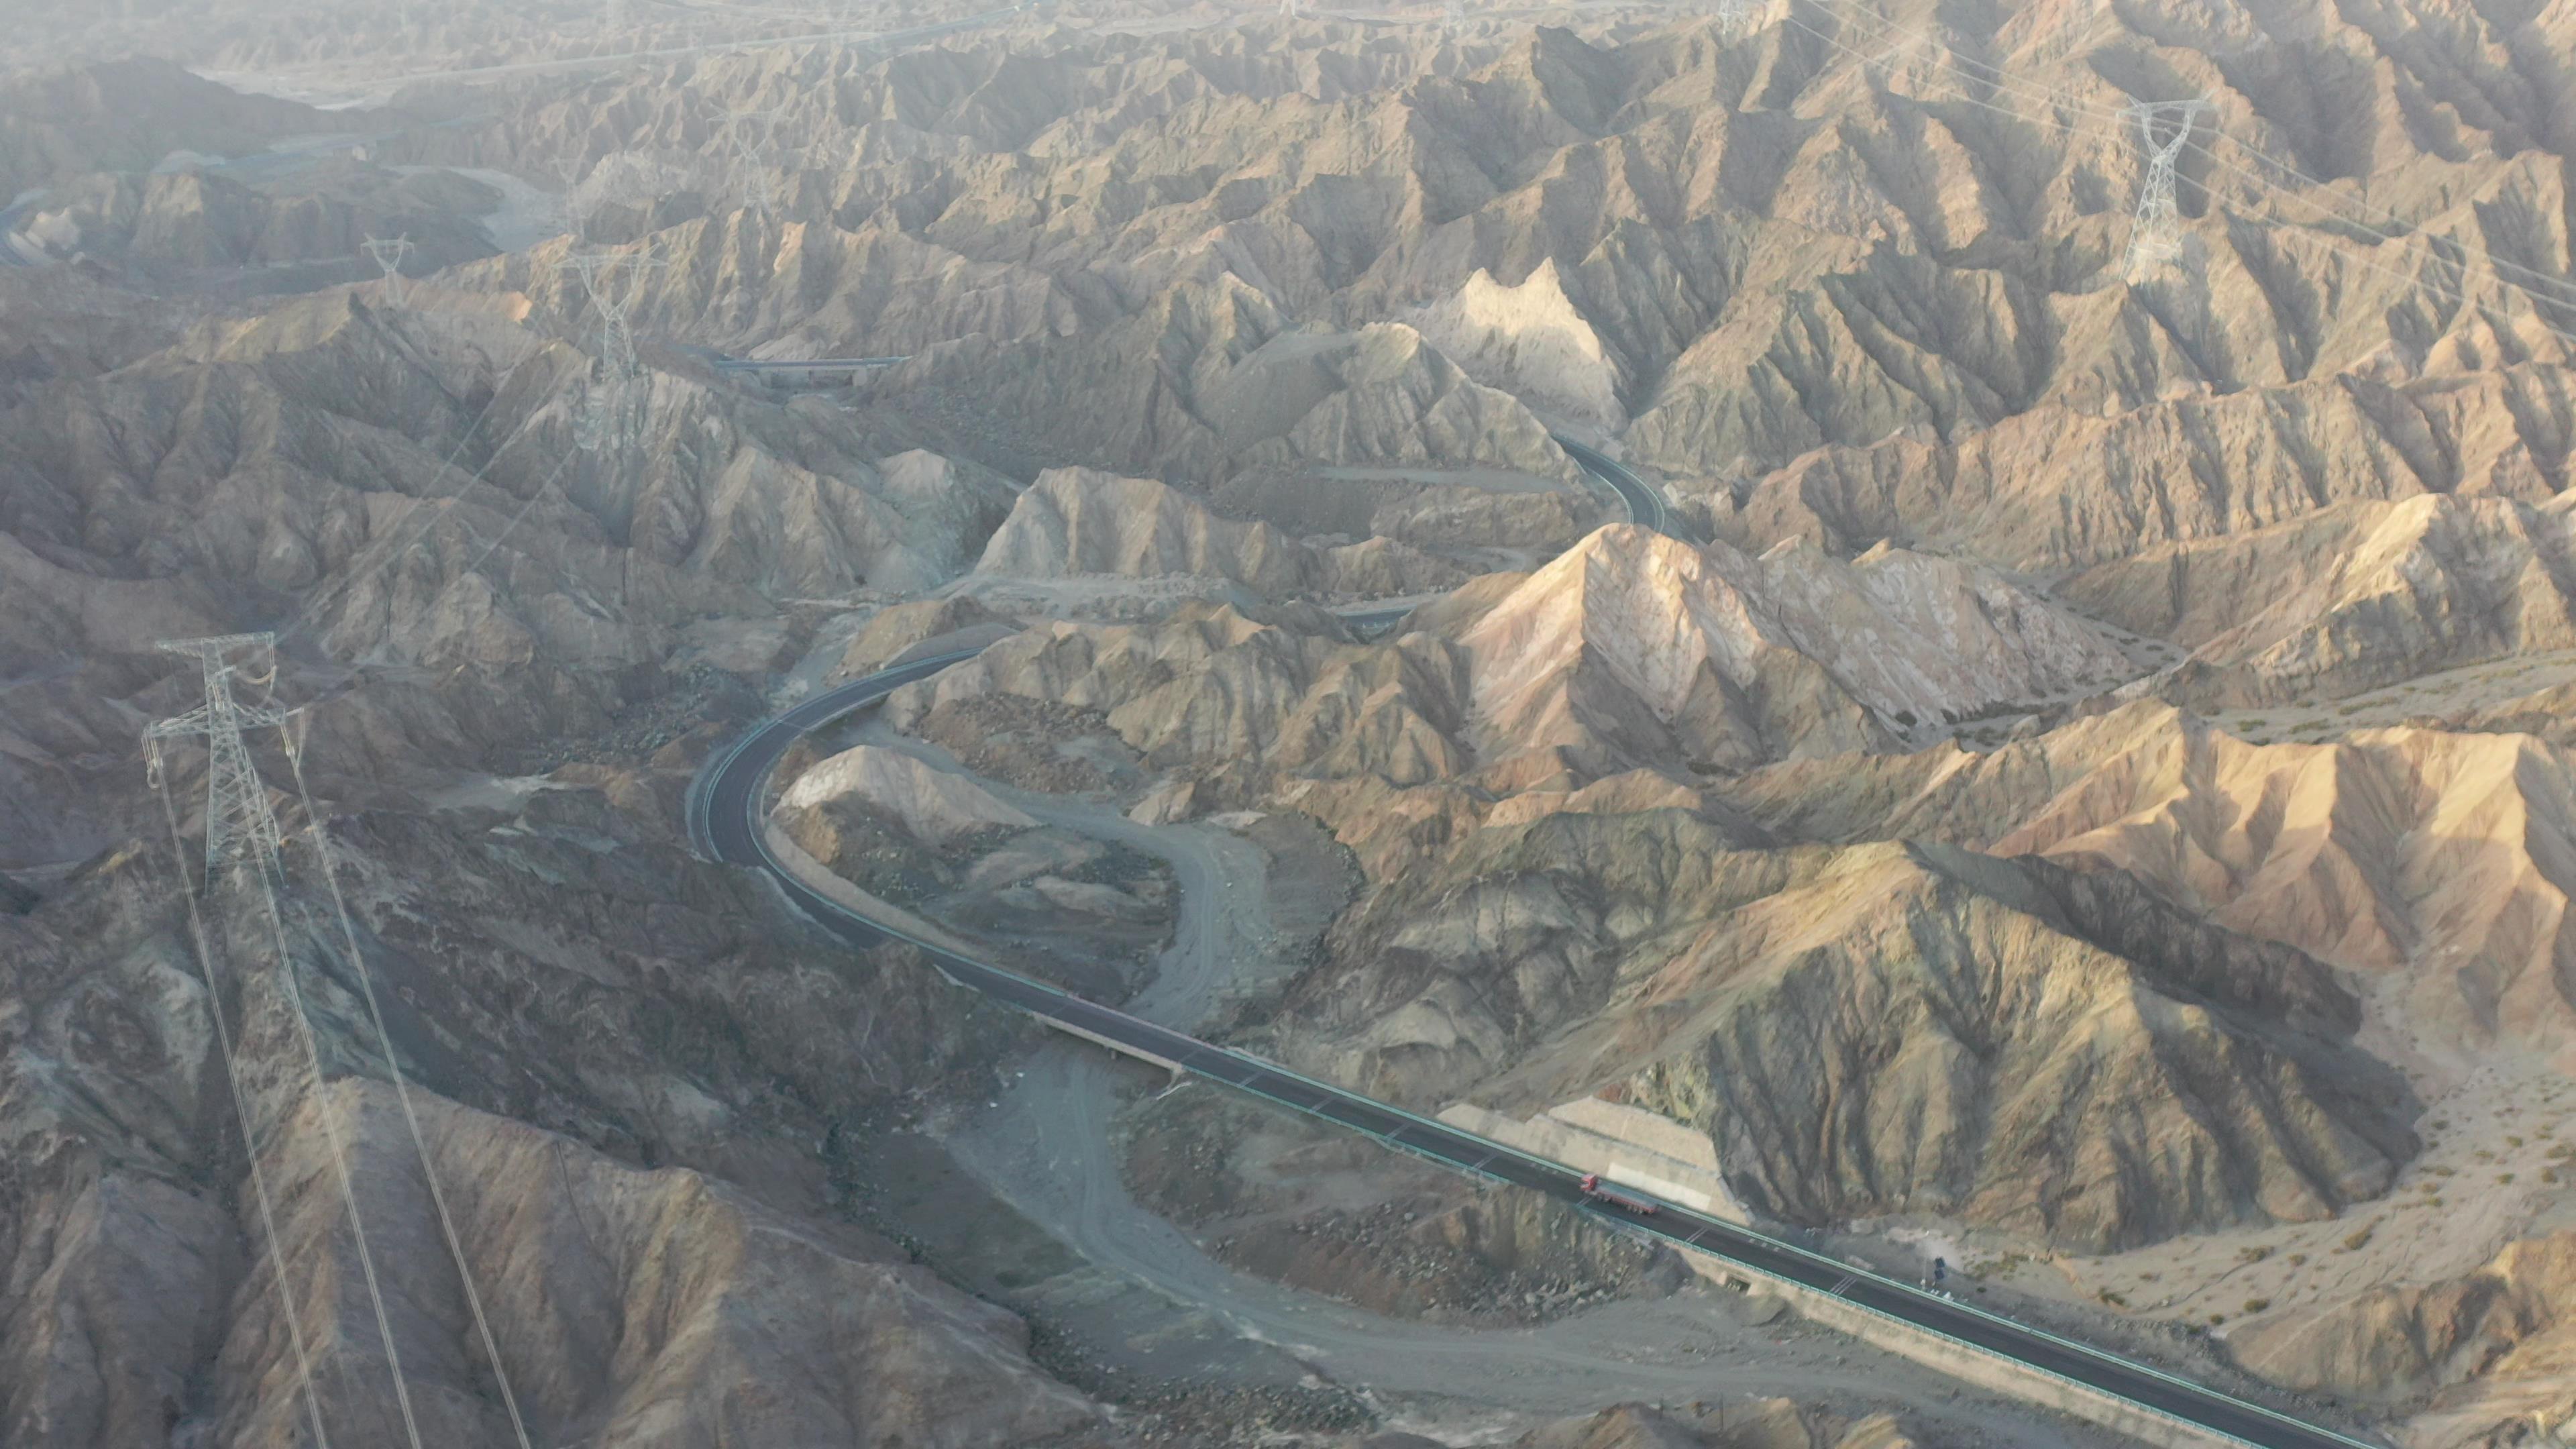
[557,247,667,451]
[552,152,590,241]
[1442,0,1462,33]
[1712,0,1756,31]
[727,108,788,219]
[2123,96,2210,278]
[1281,0,1302,19]
[146,635,293,881]
[362,235,415,307]
[146,633,539,1449]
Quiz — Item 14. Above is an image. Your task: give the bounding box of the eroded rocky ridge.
[1716,702,2576,1066]
[1288,811,2412,1252]
[891,525,2134,790]
[0,286,1019,863]
[384,5,2576,582]
[1495,1401,1929,1449]
[0,755,1106,1448]
[975,466,1468,598]
[2228,1230,2576,1442]
[2059,494,2576,707]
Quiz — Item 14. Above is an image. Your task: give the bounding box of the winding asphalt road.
[1552,434,1693,543]
[686,645,2379,1449]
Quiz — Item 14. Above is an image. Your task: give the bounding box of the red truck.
[1577,1173,1658,1216]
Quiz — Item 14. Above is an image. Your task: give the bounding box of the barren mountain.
[1441,526,2135,772]
[892,525,2134,793]
[11,0,2576,1443]
[0,749,1112,1448]
[364,3,2576,581]
[0,283,1025,857]
[20,163,502,280]
[2059,494,2576,708]
[1716,702,2576,1067]
[2229,1228,2576,1442]
[0,58,330,200]
[1288,811,2412,1252]
[1499,1401,1930,1449]
[975,466,1468,598]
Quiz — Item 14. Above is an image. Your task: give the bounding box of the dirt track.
[845,720,2133,1445]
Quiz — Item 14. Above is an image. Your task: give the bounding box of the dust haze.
[3,0,2574,1447]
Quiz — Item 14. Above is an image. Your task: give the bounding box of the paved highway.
[692,650,2379,1449]
[1553,433,1694,542]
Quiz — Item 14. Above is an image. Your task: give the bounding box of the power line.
[557,246,669,453]
[148,635,429,1449]
[1772,2,2576,354]
[268,370,563,655]
[284,719,539,1449]
[149,764,338,1449]
[2122,97,2210,278]
[1799,0,2576,316]
[363,235,416,309]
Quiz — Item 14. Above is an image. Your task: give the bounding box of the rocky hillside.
[1289,810,2412,1252]
[1716,702,2576,1067]
[0,286,1023,859]
[1497,1401,1930,1449]
[2229,1229,2576,1442]
[893,525,2135,790]
[2060,494,2576,708]
[0,58,328,199]
[10,1,2576,1444]
[0,755,1104,1448]
[18,163,503,278]
[361,3,2576,578]
[975,466,1467,598]
[1440,527,2135,772]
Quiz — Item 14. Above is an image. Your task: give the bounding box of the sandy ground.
[437,165,564,253]
[2014,1060,2576,1340]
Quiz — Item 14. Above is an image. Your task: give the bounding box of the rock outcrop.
[0,755,1099,1447]
[1502,1401,1928,1449]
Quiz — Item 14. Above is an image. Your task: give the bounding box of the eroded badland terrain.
[5,0,2576,1444]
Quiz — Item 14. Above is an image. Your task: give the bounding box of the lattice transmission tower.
[557,248,667,452]
[727,108,789,219]
[146,635,294,881]
[552,152,591,241]
[1712,0,1756,32]
[362,234,415,307]
[144,634,537,1449]
[1442,0,1462,34]
[2123,96,2209,278]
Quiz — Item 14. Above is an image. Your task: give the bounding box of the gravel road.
[839,722,2125,1445]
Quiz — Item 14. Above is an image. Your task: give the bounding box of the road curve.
[1553,434,1691,543]
[690,651,2380,1449]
